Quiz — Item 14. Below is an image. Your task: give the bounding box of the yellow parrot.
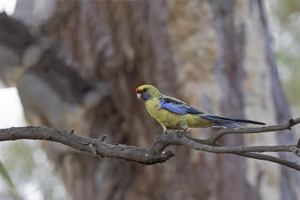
[136,84,265,133]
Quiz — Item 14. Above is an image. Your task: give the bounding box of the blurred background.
[266,0,300,120]
[0,1,71,200]
[0,0,299,200]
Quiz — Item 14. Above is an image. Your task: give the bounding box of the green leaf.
[0,160,14,188]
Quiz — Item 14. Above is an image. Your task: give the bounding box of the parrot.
[136,84,265,133]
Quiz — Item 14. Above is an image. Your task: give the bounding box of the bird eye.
[143,88,147,92]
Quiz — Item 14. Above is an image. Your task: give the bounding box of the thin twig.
[208,118,300,144]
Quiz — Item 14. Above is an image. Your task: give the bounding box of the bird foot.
[154,135,162,143]
[176,130,188,137]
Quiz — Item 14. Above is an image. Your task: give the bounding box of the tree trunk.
[0,0,298,199]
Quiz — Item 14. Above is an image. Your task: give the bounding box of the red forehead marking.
[136,88,142,93]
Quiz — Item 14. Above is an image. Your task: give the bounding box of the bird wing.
[160,96,207,115]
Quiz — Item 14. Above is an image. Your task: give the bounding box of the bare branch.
[150,131,300,171]
[234,152,300,170]
[0,126,174,164]
[208,118,300,144]
[0,117,300,171]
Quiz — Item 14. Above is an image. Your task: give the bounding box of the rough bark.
[0,0,298,199]
[2,121,300,169]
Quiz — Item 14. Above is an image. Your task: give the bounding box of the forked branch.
[0,117,300,170]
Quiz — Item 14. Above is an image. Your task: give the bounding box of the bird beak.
[137,93,141,99]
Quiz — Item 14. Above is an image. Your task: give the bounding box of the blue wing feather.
[160,97,205,115]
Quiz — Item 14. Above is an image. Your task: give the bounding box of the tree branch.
[0,118,300,171]
[0,126,174,164]
[208,118,300,144]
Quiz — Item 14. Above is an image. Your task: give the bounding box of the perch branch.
[0,126,174,164]
[0,117,300,171]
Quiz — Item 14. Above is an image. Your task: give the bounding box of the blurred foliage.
[266,0,300,113]
[0,160,20,199]
[0,141,71,200]
[0,88,71,200]
[0,161,14,187]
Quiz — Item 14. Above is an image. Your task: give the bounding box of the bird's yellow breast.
[144,98,188,130]
[144,98,214,130]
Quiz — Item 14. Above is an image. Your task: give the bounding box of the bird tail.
[200,115,265,128]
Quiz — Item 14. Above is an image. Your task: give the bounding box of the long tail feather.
[200,115,265,128]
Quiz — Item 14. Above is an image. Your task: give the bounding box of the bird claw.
[176,130,188,137]
[181,128,189,137]
[154,135,161,143]
[182,132,189,137]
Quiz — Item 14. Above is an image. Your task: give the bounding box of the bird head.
[136,85,161,101]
